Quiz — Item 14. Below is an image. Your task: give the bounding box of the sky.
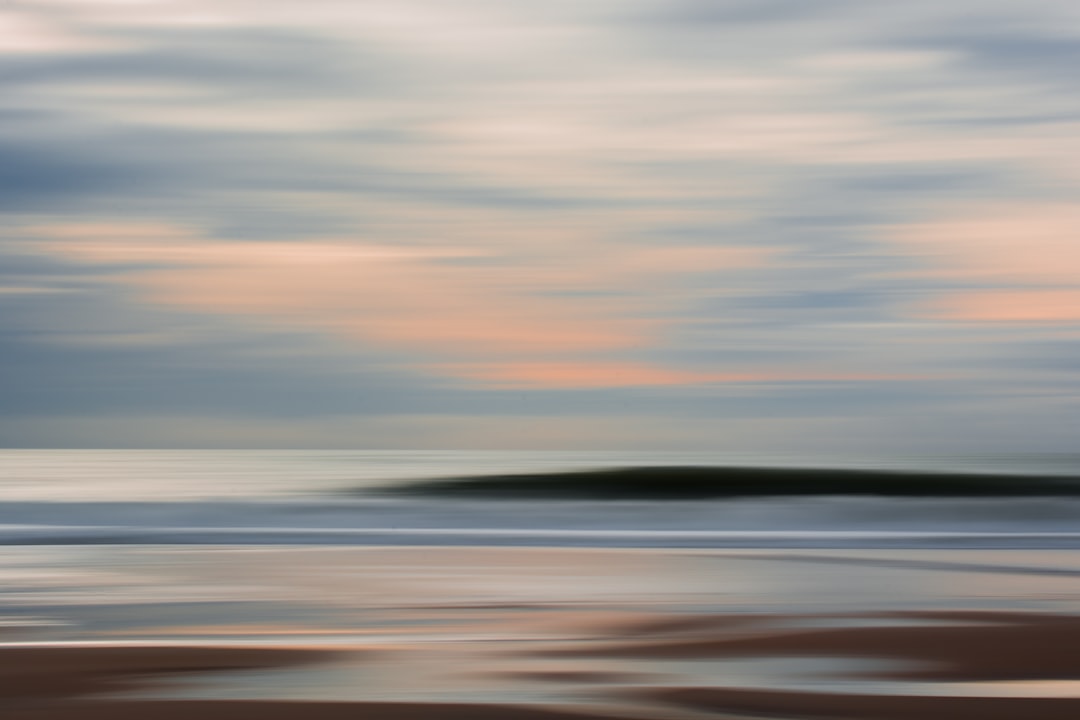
[2,0,1080,453]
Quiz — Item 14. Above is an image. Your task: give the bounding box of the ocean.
[3,449,1080,549]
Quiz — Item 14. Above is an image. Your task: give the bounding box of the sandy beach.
[3,546,1080,720]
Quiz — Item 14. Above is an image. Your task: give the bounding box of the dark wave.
[375,465,1080,499]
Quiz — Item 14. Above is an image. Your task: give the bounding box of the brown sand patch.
[502,610,694,639]
[535,611,1080,682]
[494,669,655,684]
[599,613,780,637]
[4,699,652,720]
[644,686,1080,720]
[104,625,384,637]
[886,609,1080,625]
[0,645,346,700]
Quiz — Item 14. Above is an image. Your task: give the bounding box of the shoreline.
[11,530,1080,550]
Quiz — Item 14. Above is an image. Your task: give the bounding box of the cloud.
[644,0,855,26]
[26,221,775,387]
[443,361,914,389]
[445,362,767,389]
[0,139,149,211]
[0,9,115,54]
[888,202,1080,323]
[0,410,942,451]
[0,285,80,296]
[9,391,1068,451]
[930,27,1080,88]
[934,290,1080,323]
[891,203,1080,283]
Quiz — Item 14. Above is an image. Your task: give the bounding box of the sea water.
[2,449,1080,548]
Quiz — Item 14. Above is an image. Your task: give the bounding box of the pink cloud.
[100,244,658,356]
[933,290,1080,323]
[445,362,919,389]
[888,203,1080,323]
[446,362,768,389]
[891,203,1080,282]
[29,222,783,386]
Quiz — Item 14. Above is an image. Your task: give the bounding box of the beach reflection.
[3,547,1080,719]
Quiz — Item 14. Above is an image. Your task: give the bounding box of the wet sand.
[4,546,1080,719]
